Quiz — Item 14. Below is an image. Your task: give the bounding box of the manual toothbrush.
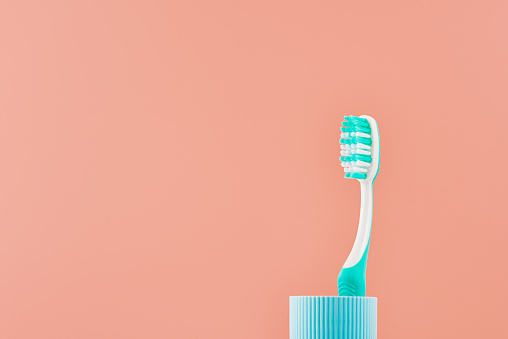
[337,115,380,296]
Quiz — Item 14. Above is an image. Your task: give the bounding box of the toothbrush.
[337,115,380,296]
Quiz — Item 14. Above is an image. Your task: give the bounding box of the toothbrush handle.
[337,242,369,296]
[338,182,373,296]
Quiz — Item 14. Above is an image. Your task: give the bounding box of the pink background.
[1,1,508,338]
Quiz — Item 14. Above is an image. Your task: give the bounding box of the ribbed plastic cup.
[289,296,377,339]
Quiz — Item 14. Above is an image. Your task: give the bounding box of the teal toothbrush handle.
[338,181,373,296]
[337,241,369,296]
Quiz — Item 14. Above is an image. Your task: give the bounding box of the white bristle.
[356,132,371,138]
[346,149,369,156]
[341,144,357,151]
[355,160,371,167]
[352,167,368,173]
[356,143,371,150]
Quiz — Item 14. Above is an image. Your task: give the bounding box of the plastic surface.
[337,241,369,296]
[289,296,377,339]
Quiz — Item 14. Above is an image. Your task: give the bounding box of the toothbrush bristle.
[340,115,372,180]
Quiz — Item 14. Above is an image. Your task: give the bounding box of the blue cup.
[289,296,377,339]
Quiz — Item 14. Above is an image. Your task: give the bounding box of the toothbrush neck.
[343,181,373,268]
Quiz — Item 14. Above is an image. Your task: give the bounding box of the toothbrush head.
[340,115,380,182]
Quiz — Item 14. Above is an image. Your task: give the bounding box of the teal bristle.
[340,155,372,163]
[340,115,372,180]
[354,137,371,146]
[346,172,367,179]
